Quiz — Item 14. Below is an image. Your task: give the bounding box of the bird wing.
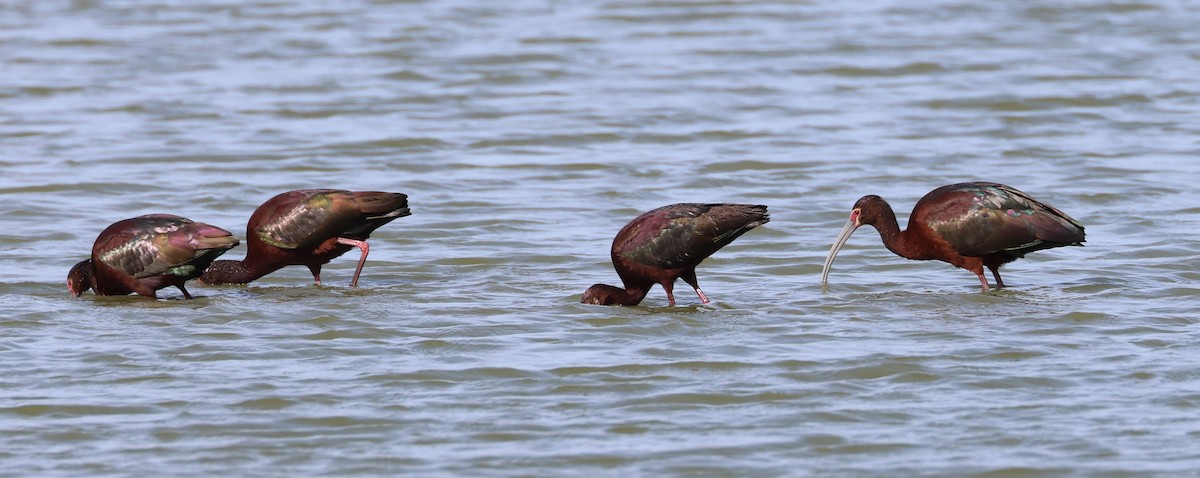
[926,183,1085,257]
[94,226,163,278]
[339,191,411,238]
[619,204,767,269]
[254,191,355,249]
[622,209,708,269]
[94,216,215,279]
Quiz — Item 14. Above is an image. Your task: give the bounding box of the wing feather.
[618,204,768,269]
[95,215,237,279]
[926,183,1085,257]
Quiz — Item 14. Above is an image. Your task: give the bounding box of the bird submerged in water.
[821,182,1085,291]
[68,214,240,299]
[582,203,770,306]
[199,189,410,288]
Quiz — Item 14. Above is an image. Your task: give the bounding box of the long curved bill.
[821,218,860,284]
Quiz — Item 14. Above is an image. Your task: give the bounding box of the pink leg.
[661,281,676,306]
[975,272,991,292]
[336,237,369,288]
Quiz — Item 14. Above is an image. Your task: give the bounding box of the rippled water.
[3,0,1200,475]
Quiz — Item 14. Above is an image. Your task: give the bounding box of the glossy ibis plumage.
[581,203,769,306]
[821,182,1085,291]
[67,214,240,299]
[199,189,410,288]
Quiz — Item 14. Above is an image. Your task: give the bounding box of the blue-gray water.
[3,0,1200,476]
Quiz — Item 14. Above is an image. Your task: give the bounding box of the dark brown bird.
[821,182,1085,291]
[199,189,410,287]
[581,203,770,306]
[67,214,240,299]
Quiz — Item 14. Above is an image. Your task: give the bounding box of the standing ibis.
[198,189,410,287]
[821,182,1085,291]
[581,203,770,306]
[67,214,240,299]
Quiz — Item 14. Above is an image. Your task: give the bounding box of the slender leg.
[307,264,323,286]
[989,267,1006,289]
[336,237,369,288]
[178,285,194,300]
[661,280,676,306]
[975,272,991,292]
[680,269,709,304]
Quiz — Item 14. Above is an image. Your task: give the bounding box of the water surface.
[2,0,1200,476]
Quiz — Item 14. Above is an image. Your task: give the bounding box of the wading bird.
[68,214,239,299]
[199,189,410,287]
[821,182,1085,291]
[582,203,770,306]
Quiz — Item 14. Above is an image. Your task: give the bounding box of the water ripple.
[2,0,1199,475]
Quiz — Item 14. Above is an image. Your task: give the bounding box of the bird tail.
[191,223,241,252]
[354,192,412,220]
[711,204,770,245]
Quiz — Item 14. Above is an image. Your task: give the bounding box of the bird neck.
[614,285,650,306]
[871,205,924,260]
[85,270,100,292]
[199,258,277,285]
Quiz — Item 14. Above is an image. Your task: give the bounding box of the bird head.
[581,284,627,306]
[849,195,890,227]
[67,260,94,297]
[821,195,891,284]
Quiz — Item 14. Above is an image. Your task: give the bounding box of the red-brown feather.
[199,189,410,286]
[582,203,769,306]
[69,214,239,299]
[822,182,1085,291]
